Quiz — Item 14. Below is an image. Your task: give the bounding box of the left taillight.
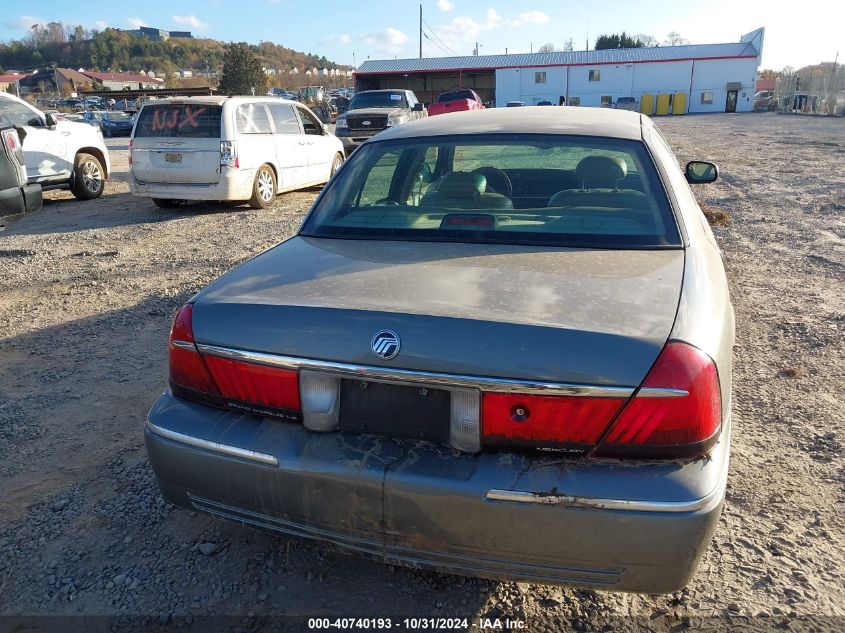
[168,303,302,420]
[168,304,220,399]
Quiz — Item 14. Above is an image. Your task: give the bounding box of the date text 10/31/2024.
[307,617,526,630]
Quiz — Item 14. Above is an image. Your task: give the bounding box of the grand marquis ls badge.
[371,330,400,360]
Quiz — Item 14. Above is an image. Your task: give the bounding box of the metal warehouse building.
[355,28,764,114]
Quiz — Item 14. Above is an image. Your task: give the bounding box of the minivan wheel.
[249,165,276,209]
[70,153,105,200]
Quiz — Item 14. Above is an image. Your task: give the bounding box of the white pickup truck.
[0,93,110,200]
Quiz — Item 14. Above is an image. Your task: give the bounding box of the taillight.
[203,354,300,418]
[168,304,220,398]
[594,341,722,458]
[128,139,133,165]
[220,141,238,168]
[168,303,301,420]
[482,393,626,450]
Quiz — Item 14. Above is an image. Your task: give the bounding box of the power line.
[422,31,454,57]
[421,19,459,56]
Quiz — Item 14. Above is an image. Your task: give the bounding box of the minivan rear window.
[134,104,222,138]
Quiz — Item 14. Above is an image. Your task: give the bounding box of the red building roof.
[82,71,164,84]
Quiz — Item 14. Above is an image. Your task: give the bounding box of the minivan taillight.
[593,341,722,458]
[220,140,238,168]
[128,139,133,165]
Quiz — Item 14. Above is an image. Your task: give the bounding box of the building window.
[588,70,600,82]
[534,72,546,84]
[601,95,612,107]
[701,91,714,105]
[568,96,581,106]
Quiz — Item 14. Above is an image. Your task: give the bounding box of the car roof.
[376,107,644,141]
[139,95,300,107]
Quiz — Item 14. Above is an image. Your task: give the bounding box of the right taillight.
[128,139,133,165]
[594,341,722,459]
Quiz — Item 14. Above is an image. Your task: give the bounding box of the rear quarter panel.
[643,118,734,420]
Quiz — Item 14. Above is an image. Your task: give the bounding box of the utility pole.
[419,4,423,59]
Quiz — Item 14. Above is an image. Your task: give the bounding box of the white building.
[354,28,764,114]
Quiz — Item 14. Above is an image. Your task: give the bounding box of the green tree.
[218,42,266,95]
[594,32,644,50]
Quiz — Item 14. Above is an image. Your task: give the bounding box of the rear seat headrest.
[437,171,487,199]
[576,155,628,188]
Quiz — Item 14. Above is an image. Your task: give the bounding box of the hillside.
[0,26,351,78]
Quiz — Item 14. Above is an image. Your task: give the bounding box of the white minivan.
[129,96,345,209]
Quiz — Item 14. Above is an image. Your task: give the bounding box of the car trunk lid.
[190,237,684,388]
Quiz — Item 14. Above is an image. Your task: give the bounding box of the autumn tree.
[218,42,266,95]
[664,32,690,46]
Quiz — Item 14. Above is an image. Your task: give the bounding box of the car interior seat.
[421,171,513,210]
[547,155,648,210]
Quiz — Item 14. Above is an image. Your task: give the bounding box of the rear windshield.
[301,134,681,249]
[438,90,476,103]
[349,92,407,110]
[134,104,222,138]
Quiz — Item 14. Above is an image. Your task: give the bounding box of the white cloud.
[172,14,209,31]
[4,15,45,31]
[437,0,455,11]
[429,7,550,54]
[126,17,149,29]
[94,20,109,30]
[325,34,351,45]
[512,10,549,27]
[362,27,409,55]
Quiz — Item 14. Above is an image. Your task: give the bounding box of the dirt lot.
[1,114,843,631]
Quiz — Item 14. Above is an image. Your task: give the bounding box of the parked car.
[99,110,134,137]
[428,89,485,116]
[614,97,639,111]
[536,100,554,106]
[81,110,106,127]
[753,91,776,112]
[130,96,345,209]
[0,126,42,215]
[506,100,525,107]
[145,107,733,593]
[333,89,426,153]
[0,93,109,199]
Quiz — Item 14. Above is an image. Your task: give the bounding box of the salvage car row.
[2,86,733,595]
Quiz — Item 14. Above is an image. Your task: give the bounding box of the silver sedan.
[146,107,733,593]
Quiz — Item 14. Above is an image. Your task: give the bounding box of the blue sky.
[1,0,840,70]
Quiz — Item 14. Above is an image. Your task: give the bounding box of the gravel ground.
[0,115,843,632]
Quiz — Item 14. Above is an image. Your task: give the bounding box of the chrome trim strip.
[171,340,195,351]
[486,448,729,513]
[636,387,689,398]
[145,420,278,467]
[195,344,636,398]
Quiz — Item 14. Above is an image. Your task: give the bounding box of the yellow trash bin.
[640,93,654,115]
[673,92,687,115]
[656,93,670,116]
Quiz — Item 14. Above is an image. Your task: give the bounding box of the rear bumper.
[146,392,729,593]
[130,167,254,201]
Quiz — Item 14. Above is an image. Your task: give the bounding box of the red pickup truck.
[427,89,485,116]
